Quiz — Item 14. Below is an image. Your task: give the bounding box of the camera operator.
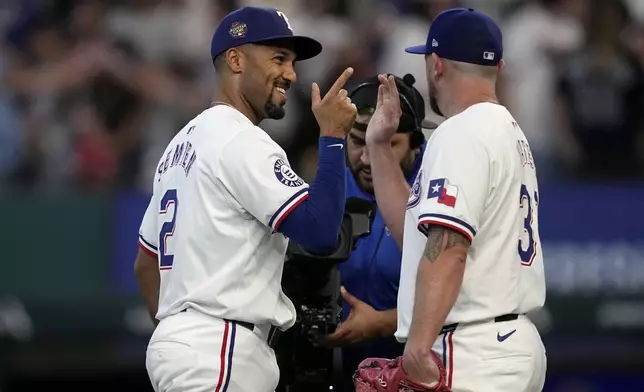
[322,73,430,390]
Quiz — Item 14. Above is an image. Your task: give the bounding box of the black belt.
[234,320,255,331]
[179,309,280,346]
[225,320,282,348]
[440,313,519,334]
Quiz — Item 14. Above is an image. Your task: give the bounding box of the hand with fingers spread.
[365,74,403,146]
[322,287,390,346]
[311,67,358,139]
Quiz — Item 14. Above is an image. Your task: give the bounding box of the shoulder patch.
[427,178,458,207]
[274,159,304,187]
[407,169,422,209]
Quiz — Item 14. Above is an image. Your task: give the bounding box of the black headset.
[347,74,426,149]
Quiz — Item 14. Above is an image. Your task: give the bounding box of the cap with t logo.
[210,6,323,61]
[405,8,503,66]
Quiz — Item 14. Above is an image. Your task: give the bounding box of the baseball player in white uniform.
[353,8,547,392]
[133,6,358,392]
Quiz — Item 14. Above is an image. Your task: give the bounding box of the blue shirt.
[340,142,425,317]
[337,142,425,378]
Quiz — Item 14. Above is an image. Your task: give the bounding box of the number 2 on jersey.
[159,189,178,269]
[518,184,538,266]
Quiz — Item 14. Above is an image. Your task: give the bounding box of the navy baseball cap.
[405,8,503,66]
[211,7,322,61]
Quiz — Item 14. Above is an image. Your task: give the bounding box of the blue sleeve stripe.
[417,213,476,241]
[138,235,158,253]
[268,188,309,230]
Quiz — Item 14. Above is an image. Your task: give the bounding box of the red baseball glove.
[352,353,450,392]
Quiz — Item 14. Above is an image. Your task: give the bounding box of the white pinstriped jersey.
[137,105,308,329]
[396,102,546,341]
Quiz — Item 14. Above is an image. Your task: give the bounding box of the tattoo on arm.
[422,226,471,262]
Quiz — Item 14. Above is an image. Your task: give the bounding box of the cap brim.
[405,45,431,55]
[255,35,323,61]
[290,35,323,61]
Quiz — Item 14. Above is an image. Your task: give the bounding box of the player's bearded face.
[241,44,296,121]
[347,126,417,194]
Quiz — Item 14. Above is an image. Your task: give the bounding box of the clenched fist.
[353,355,450,392]
[311,67,358,139]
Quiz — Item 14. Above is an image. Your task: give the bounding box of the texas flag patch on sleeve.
[428,178,458,207]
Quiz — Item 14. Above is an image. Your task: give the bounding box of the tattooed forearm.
[422,226,471,262]
[424,227,446,262]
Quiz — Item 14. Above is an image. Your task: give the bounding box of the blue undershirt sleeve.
[277,136,346,254]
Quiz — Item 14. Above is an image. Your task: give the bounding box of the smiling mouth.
[275,86,287,99]
[359,169,372,180]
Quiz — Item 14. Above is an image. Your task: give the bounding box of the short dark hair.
[213,53,227,73]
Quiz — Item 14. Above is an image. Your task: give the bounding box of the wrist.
[376,309,397,337]
[320,126,348,139]
[366,142,398,168]
[366,137,392,149]
[319,136,345,145]
[321,133,347,140]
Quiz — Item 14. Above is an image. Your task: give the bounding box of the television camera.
[275,198,375,392]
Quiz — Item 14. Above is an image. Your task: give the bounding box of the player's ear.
[432,54,445,79]
[497,59,505,74]
[226,48,244,74]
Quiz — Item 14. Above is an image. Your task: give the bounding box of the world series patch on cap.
[405,7,503,66]
[211,6,323,61]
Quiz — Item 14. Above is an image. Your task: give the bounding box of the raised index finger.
[325,67,354,100]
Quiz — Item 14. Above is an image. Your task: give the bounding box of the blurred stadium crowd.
[1,1,644,391]
[1,0,643,197]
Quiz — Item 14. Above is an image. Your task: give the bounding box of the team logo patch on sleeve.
[407,170,423,209]
[427,178,458,207]
[274,159,304,187]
